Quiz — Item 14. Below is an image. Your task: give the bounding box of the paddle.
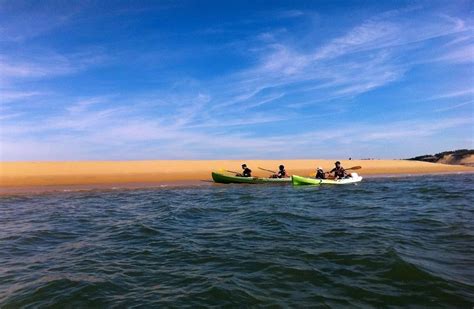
[219,168,259,179]
[345,165,362,171]
[219,168,240,175]
[309,166,362,177]
[258,167,277,174]
[258,166,292,178]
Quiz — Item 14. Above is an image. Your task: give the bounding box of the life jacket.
[242,168,252,177]
[277,169,286,178]
[316,170,326,179]
[333,167,346,178]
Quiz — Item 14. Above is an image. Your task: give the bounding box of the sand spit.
[1,160,473,190]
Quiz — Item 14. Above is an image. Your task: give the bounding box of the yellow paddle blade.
[347,165,362,170]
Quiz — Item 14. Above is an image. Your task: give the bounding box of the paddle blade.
[346,166,362,170]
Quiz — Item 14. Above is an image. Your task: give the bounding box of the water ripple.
[1,174,473,307]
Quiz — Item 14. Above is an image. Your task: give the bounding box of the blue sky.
[1,0,473,161]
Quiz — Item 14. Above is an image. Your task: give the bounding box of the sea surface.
[1,174,473,308]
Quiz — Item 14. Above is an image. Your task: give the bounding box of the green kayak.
[211,172,291,184]
[292,174,363,186]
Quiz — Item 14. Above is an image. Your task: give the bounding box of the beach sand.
[1,160,473,191]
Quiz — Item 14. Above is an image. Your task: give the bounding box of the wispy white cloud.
[275,9,305,19]
[0,48,109,110]
[172,93,211,127]
[423,89,474,101]
[0,1,88,42]
[312,14,467,61]
[435,44,474,63]
[65,96,112,114]
[312,20,400,61]
[0,90,46,102]
[0,50,107,82]
[184,114,286,129]
[357,117,473,141]
[435,101,473,112]
[0,112,22,120]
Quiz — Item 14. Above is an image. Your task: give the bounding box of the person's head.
[317,166,323,171]
[242,164,247,169]
[335,161,341,167]
[279,165,284,170]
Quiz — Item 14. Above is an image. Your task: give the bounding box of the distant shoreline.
[1,159,473,194]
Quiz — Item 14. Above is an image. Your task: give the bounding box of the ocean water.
[0,174,473,308]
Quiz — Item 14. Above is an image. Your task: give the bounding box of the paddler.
[237,164,252,177]
[330,161,349,179]
[315,167,326,179]
[271,165,287,178]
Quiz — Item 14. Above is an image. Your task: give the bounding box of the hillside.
[408,149,474,166]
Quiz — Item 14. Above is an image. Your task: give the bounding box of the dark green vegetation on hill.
[408,149,474,166]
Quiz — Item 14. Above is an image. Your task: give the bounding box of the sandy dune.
[437,154,474,166]
[1,160,473,189]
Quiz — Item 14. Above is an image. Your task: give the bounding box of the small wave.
[1,277,121,308]
[381,249,442,282]
[137,223,161,235]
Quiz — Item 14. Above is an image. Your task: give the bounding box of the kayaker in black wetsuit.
[270,165,287,178]
[237,164,252,177]
[275,165,288,178]
[330,161,349,179]
[315,167,326,179]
